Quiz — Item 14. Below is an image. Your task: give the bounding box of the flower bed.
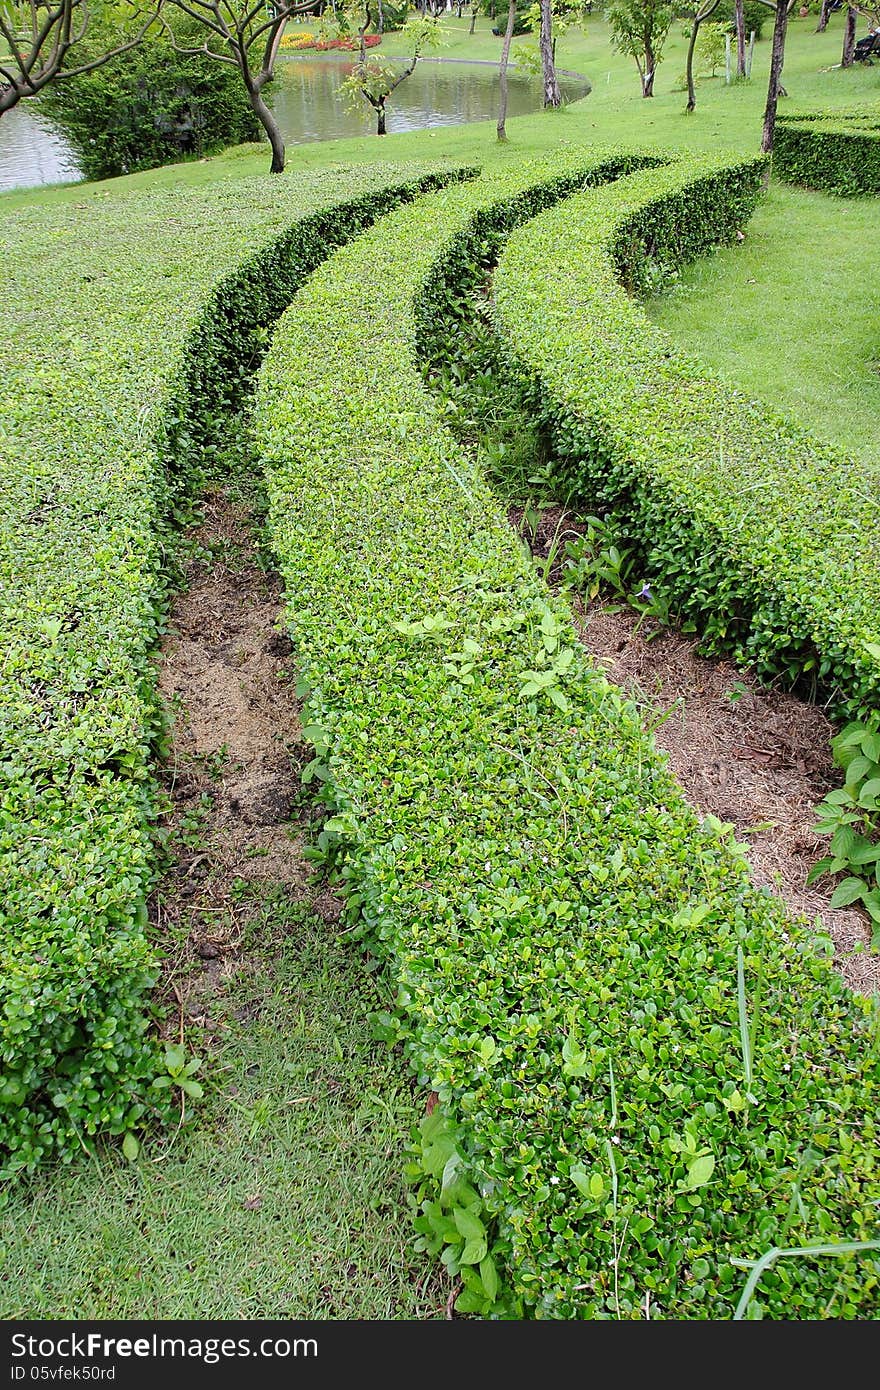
[279,31,382,52]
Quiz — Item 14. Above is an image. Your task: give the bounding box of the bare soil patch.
[150,487,337,1028]
[512,504,879,995]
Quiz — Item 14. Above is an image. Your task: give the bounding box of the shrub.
[774,110,880,196]
[492,158,880,720]
[0,158,470,1178]
[40,29,260,180]
[254,150,880,1318]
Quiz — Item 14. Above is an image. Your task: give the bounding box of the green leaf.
[570,1165,591,1198]
[686,1153,715,1189]
[453,1206,486,1244]
[806,856,834,887]
[862,733,880,763]
[454,1288,486,1315]
[479,1254,500,1302]
[844,756,872,789]
[829,877,867,909]
[857,778,880,808]
[122,1132,139,1161]
[460,1236,488,1266]
[589,1172,606,1199]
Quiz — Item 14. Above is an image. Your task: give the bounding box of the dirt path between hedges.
[150,486,340,1029]
[512,504,880,997]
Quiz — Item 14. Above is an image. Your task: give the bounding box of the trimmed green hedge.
[775,109,880,196]
[0,159,469,1178]
[493,157,880,719]
[255,152,880,1319]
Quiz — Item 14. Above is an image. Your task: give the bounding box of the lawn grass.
[1,12,878,1319]
[0,890,445,1319]
[646,183,880,470]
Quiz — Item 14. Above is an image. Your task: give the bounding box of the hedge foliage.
[493,157,880,719]
[0,158,468,1177]
[254,151,880,1318]
[40,28,260,180]
[774,108,880,196]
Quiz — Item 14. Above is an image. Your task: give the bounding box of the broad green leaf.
[570,1165,591,1198]
[857,778,880,808]
[686,1153,715,1189]
[460,1236,488,1266]
[479,1254,500,1302]
[122,1132,140,1161]
[830,877,867,909]
[453,1206,486,1244]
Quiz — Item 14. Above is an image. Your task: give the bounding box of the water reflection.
[0,102,82,192]
[0,54,590,191]
[273,53,590,143]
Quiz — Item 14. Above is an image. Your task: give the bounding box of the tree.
[734,0,746,74]
[40,20,258,177]
[339,8,441,135]
[841,3,857,63]
[0,0,161,117]
[607,0,675,97]
[759,0,795,153]
[161,0,317,174]
[685,0,721,110]
[538,0,561,105]
[497,0,516,137]
[698,18,728,72]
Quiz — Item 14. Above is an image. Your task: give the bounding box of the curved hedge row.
[0,159,469,1178]
[775,108,880,196]
[254,153,880,1318]
[493,158,880,719]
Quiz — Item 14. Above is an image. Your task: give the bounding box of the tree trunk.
[816,0,831,31]
[735,0,746,75]
[377,100,386,134]
[686,15,701,110]
[250,86,285,173]
[685,0,722,112]
[642,38,655,95]
[469,2,477,33]
[761,1,790,153]
[539,0,562,106]
[497,0,516,139]
[841,5,857,64]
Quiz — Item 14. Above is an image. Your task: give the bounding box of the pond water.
[0,53,590,192]
[0,103,81,193]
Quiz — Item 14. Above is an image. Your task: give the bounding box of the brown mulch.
[512,504,879,996]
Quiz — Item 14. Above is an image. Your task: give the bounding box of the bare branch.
[52,11,165,83]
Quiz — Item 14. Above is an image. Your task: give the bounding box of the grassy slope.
[1,16,877,1319]
[0,894,446,1318]
[647,184,879,469]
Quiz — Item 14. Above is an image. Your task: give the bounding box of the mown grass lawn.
[1,13,877,1319]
